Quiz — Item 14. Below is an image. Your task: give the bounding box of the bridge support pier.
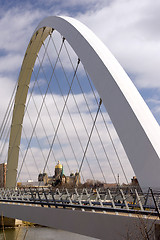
[0,216,15,227]
[0,216,22,227]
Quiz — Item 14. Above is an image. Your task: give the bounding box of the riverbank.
[0,225,97,240]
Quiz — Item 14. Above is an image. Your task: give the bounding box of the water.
[0,226,98,240]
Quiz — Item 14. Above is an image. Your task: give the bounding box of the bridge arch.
[6,16,160,189]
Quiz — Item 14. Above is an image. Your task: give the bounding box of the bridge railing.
[0,187,159,217]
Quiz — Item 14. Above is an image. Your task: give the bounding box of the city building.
[38,161,81,187]
[0,163,6,188]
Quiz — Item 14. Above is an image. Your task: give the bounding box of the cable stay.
[84,69,128,184]
[35,54,74,175]
[6,29,131,186]
[78,98,102,174]
[50,36,104,182]
[0,80,18,161]
[63,40,118,184]
[23,109,51,175]
[6,32,52,173]
[42,58,80,173]
[0,81,17,140]
[72,67,107,182]
[17,36,64,182]
[42,39,86,181]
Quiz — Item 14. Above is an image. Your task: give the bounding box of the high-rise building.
[0,163,6,188]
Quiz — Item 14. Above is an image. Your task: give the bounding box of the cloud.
[0,7,43,53]
[77,0,160,90]
[146,97,160,116]
[0,54,22,74]
[0,0,159,184]
[1,0,160,89]
[16,91,134,183]
[0,75,15,120]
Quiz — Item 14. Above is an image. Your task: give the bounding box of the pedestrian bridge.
[0,16,160,239]
[0,186,160,239]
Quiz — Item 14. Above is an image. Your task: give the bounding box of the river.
[0,226,98,240]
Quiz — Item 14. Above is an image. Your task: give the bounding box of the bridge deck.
[0,187,160,239]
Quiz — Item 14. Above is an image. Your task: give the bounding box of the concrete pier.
[0,216,22,227]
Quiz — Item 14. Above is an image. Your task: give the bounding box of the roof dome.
[55,161,62,169]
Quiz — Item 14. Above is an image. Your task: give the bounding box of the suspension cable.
[79,98,102,173]
[17,36,64,182]
[0,83,18,162]
[24,109,50,174]
[0,80,17,141]
[41,40,85,181]
[13,29,128,185]
[85,69,129,184]
[6,29,52,170]
[19,149,32,180]
[0,114,13,162]
[63,41,107,182]
[35,55,72,174]
[50,35,95,181]
[43,58,80,173]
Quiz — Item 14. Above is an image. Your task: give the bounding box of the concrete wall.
[0,203,159,239]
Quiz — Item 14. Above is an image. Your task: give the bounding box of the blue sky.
[0,0,160,182]
[0,0,160,122]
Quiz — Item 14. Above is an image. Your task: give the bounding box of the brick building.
[0,163,6,188]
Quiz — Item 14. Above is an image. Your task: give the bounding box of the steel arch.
[6,16,160,189]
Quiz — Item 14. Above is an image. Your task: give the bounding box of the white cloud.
[0,54,22,73]
[78,0,160,89]
[0,7,42,53]
[17,91,134,183]
[0,0,159,184]
[0,75,15,120]
[1,0,160,89]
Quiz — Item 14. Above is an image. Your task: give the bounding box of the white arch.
[6,16,160,189]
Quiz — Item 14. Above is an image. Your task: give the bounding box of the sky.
[0,0,160,183]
